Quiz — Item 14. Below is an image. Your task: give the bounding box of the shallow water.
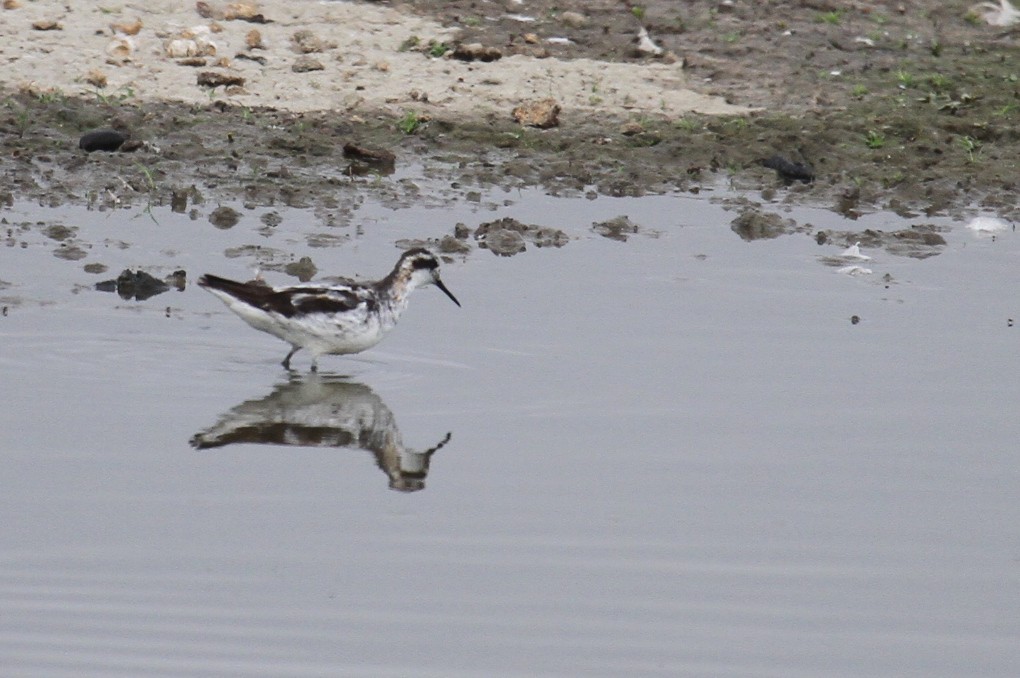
[2,185,1019,677]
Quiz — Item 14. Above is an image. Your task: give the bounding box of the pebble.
[209,206,241,229]
[560,11,586,28]
[246,29,264,49]
[592,215,640,242]
[31,19,61,31]
[110,18,142,36]
[292,56,324,72]
[84,69,108,88]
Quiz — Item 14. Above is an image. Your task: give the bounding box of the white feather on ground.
[840,242,872,261]
[965,216,1011,233]
[636,27,663,56]
[971,0,1020,26]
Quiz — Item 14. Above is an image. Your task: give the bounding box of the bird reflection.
[190,375,451,492]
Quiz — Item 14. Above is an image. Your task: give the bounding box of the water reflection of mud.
[191,376,451,492]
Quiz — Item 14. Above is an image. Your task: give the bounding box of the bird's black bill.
[435,279,461,307]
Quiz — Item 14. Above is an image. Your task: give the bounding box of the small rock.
[888,226,946,258]
[343,142,396,176]
[512,98,560,128]
[246,29,264,49]
[730,208,795,241]
[439,235,472,255]
[197,1,268,23]
[530,227,570,248]
[560,11,586,28]
[592,216,640,242]
[79,128,128,153]
[96,269,169,300]
[523,33,539,44]
[209,206,241,229]
[284,256,317,282]
[620,121,644,136]
[166,270,187,291]
[106,36,135,59]
[54,244,87,261]
[84,69,108,88]
[3,0,23,9]
[483,228,526,257]
[44,224,76,241]
[110,18,142,35]
[291,29,330,54]
[197,71,245,88]
[343,142,395,166]
[474,217,567,256]
[171,191,189,213]
[196,1,216,18]
[31,19,61,31]
[235,52,266,65]
[292,56,324,72]
[224,2,268,23]
[166,37,215,58]
[453,42,503,62]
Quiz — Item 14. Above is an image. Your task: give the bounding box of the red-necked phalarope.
[199,248,460,371]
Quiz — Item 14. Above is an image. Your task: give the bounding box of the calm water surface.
[1,185,1018,677]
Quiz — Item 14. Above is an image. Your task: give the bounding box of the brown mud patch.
[1,0,1018,221]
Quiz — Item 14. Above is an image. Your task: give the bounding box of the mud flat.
[0,0,1018,216]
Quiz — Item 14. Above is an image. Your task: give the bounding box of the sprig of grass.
[398,111,422,134]
[864,130,886,149]
[959,135,982,163]
[818,10,843,25]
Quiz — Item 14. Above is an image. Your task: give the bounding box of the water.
[1,184,1018,677]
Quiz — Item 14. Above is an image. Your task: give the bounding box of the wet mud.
[1,1,1018,242]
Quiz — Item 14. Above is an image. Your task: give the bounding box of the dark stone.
[95,269,170,300]
[197,72,246,88]
[79,128,127,153]
[761,154,814,183]
[209,206,241,229]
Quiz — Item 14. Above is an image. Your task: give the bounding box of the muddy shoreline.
[2,1,1018,221]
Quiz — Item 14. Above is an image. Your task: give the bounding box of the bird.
[198,248,460,371]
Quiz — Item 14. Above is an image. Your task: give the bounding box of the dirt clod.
[511,98,560,129]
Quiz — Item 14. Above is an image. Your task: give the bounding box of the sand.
[0,0,750,121]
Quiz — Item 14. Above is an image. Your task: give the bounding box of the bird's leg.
[282,347,299,370]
